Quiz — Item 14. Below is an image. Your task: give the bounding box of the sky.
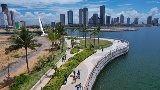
[0,0,160,25]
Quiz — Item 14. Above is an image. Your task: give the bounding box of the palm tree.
[55,22,66,52]
[82,27,88,48]
[5,27,41,73]
[91,28,98,46]
[97,26,101,45]
[71,27,76,38]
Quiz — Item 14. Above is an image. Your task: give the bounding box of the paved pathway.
[33,39,80,90]
[0,37,51,80]
[60,39,128,90]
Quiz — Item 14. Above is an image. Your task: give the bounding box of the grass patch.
[10,42,67,90]
[77,38,113,49]
[70,48,80,54]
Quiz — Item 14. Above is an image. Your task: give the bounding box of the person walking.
[73,75,76,83]
[64,74,68,84]
[73,69,76,76]
[77,69,80,79]
[102,47,104,52]
[62,56,63,62]
[75,83,83,90]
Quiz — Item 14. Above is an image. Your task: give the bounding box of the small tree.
[5,27,41,73]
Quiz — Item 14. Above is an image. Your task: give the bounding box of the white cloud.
[117,4,132,7]
[149,7,159,16]
[0,0,83,5]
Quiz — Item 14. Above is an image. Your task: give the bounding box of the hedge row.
[70,48,80,54]
[43,49,96,90]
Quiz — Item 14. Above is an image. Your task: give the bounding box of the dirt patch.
[0,35,51,89]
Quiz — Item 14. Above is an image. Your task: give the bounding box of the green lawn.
[77,38,113,49]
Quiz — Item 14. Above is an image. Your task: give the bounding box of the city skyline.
[0,0,160,25]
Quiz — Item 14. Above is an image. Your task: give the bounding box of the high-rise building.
[111,18,114,25]
[19,21,26,28]
[60,14,65,25]
[147,16,152,24]
[116,17,119,23]
[0,12,7,27]
[100,5,105,26]
[127,17,130,24]
[1,4,14,26]
[79,8,83,25]
[10,11,15,26]
[1,4,8,12]
[67,10,73,25]
[153,18,159,25]
[106,15,111,25]
[134,17,139,24]
[93,13,98,26]
[51,22,55,27]
[89,16,93,25]
[83,7,88,26]
[120,14,124,23]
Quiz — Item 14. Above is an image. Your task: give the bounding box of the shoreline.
[60,38,129,90]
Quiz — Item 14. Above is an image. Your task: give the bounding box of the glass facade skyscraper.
[60,14,65,25]
[67,10,73,25]
[100,5,105,26]
[120,14,124,23]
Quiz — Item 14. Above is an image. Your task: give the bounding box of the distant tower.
[83,7,88,26]
[67,10,73,25]
[1,4,8,11]
[120,14,124,23]
[116,17,119,23]
[93,13,98,26]
[60,14,65,26]
[134,17,139,24]
[79,8,83,25]
[127,17,130,24]
[106,15,111,25]
[147,16,152,24]
[0,12,8,27]
[153,18,159,25]
[1,4,14,26]
[100,5,105,26]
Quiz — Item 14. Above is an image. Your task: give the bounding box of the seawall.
[83,39,129,90]
[60,38,129,90]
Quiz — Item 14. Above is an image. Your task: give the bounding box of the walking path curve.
[31,38,82,90]
[60,38,129,90]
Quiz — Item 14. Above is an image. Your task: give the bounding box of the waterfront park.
[0,21,130,90]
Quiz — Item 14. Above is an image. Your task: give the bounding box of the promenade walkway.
[60,39,128,90]
[32,39,80,90]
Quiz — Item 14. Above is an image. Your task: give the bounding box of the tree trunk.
[25,47,30,73]
[85,32,86,48]
[94,35,95,46]
[98,33,99,45]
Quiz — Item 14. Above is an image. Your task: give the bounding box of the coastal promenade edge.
[60,38,129,90]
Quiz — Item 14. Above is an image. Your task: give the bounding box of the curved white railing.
[83,40,129,90]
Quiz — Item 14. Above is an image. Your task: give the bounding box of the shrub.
[70,48,80,54]
[10,74,31,90]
